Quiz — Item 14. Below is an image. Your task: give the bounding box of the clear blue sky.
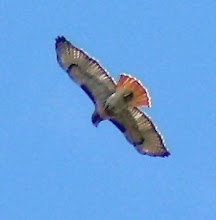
[1,1,216,219]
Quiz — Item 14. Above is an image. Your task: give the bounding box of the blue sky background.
[1,1,216,219]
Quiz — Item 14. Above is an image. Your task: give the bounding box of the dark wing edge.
[110,108,170,157]
[55,36,116,104]
[109,119,126,133]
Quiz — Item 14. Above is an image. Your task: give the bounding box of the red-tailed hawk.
[55,36,170,157]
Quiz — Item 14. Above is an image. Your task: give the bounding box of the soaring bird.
[55,36,170,157]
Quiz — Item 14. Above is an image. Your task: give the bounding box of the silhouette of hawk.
[55,36,170,157]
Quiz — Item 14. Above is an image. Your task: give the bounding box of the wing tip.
[55,36,66,42]
[55,36,67,49]
[137,148,171,157]
[161,150,171,157]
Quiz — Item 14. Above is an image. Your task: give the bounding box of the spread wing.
[55,36,116,104]
[110,107,170,157]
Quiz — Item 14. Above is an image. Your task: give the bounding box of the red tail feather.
[116,74,151,107]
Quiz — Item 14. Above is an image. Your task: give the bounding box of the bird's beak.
[93,120,100,127]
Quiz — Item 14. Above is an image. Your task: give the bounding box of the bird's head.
[91,110,103,127]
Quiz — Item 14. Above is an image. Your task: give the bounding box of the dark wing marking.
[110,107,170,157]
[55,36,116,104]
[110,108,145,147]
[109,119,126,133]
[81,85,96,104]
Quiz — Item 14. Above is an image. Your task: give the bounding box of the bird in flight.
[55,36,170,157]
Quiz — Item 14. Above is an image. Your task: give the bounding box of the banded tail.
[116,74,151,107]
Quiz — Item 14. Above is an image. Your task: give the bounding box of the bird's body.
[55,36,170,157]
[105,90,129,115]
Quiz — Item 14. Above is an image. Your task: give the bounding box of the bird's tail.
[116,74,151,107]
